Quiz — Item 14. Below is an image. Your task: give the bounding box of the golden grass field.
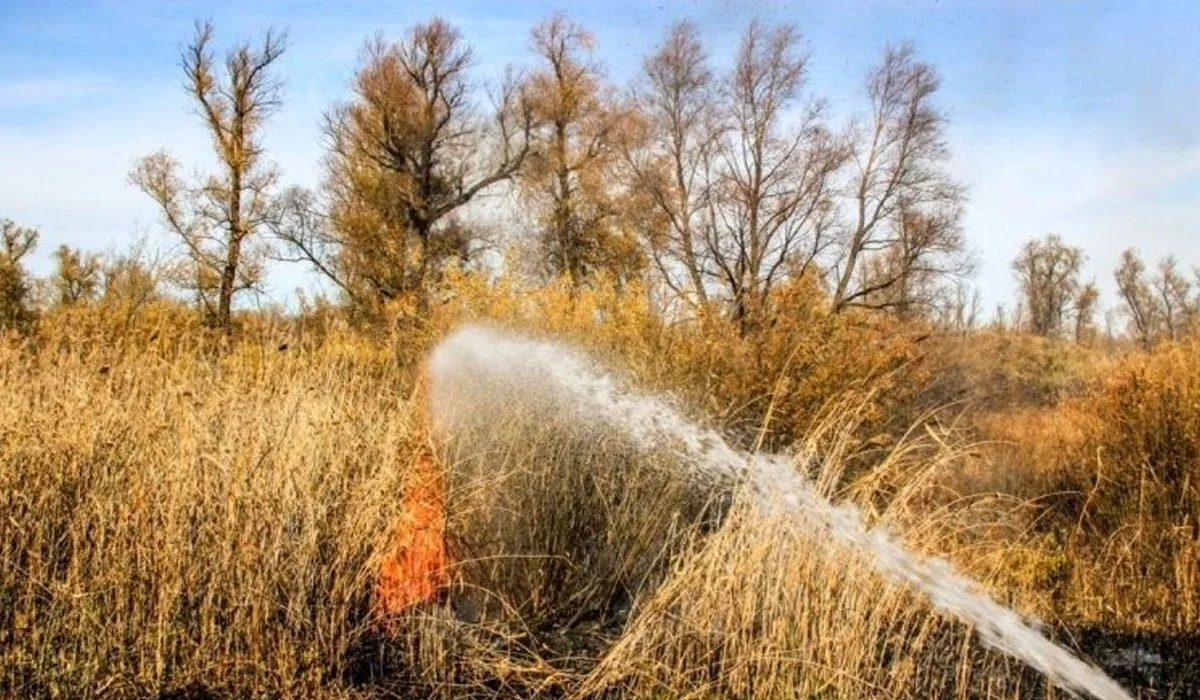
[2,284,1198,698]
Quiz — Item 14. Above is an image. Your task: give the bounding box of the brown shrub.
[926,330,1114,412]
[975,342,1200,633]
[1038,342,1200,631]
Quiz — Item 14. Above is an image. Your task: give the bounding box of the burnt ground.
[1072,628,1200,698]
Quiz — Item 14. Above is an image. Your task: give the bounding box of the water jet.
[389,324,1133,700]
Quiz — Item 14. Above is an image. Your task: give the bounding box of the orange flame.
[376,448,449,615]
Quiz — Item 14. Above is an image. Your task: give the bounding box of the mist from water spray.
[428,325,1132,700]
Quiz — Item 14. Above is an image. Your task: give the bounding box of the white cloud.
[950,122,1200,312]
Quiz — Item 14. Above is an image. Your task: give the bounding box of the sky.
[2,0,1198,314]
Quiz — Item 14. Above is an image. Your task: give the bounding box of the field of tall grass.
[1,280,1197,698]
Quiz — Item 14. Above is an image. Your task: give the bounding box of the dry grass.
[0,328,1046,699]
[0,334,414,697]
[0,286,1189,698]
[576,410,1050,700]
[29,329,1100,700]
[981,342,1200,633]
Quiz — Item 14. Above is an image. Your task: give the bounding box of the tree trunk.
[219,168,243,336]
[553,118,581,291]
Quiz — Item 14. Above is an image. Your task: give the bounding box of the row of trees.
[125,14,968,333]
[0,219,162,332]
[5,212,1198,350]
[1114,249,1200,346]
[1010,233,1200,345]
[6,15,1193,347]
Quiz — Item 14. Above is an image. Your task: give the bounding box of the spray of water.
[428,325,1132,700]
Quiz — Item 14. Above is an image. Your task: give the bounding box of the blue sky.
[2,0,1198,314]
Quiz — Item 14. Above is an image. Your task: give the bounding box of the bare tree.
[990,303,1009,333]
[1012,234,1084,338]
[99,241,166,336]
[624,20,718,311]
[51,245,103,306]
[1114,248,1160,347]
[130,21,286,334]
[833,44,967,313]
[1073,281,1099,343]
[0,219,39,331]
[292,19,533,311]
[270,187,348,294]
[856,206,970,316]
[1155,255,1195,341]
[705,20,844,330]
[522,13,641,289]
[935,280,982,335]
[1112,250,1200,346]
